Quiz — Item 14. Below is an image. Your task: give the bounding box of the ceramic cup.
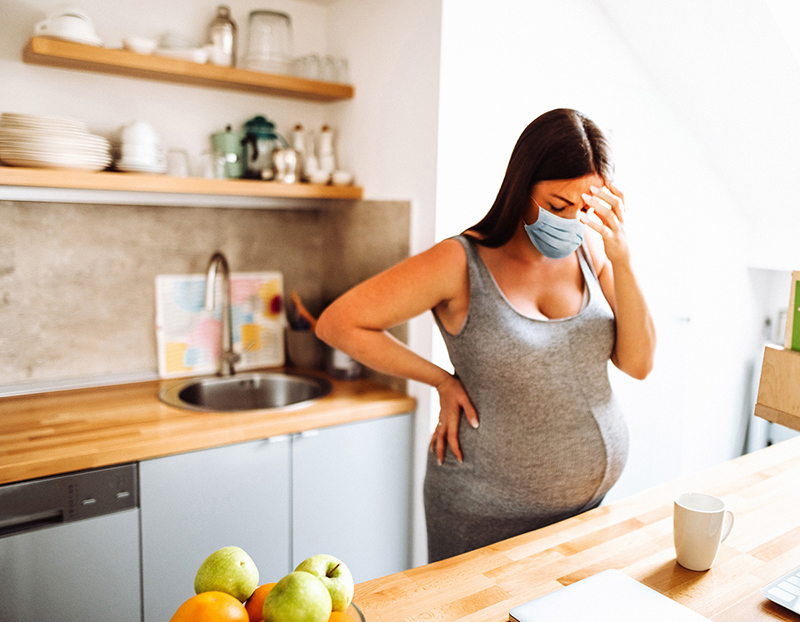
[121,120,159,146]
[674,492,734,571]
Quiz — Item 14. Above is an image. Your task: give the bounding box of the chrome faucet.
[205,251,238,377]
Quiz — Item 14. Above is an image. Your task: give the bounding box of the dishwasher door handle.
[0,508,64,538]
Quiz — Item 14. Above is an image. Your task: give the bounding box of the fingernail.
[471,420,479,429]
[590,185,600,193]
[582,193,592,202]
[437,457,443,466]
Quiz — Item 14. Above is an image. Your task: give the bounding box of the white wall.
[436,0,759,505]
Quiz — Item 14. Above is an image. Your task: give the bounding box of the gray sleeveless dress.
[423,234,628,562]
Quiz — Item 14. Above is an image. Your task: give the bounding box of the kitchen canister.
[242,115,287,180]
[207,5,237,66]
[210,125,245,178]
[325,344,362,380]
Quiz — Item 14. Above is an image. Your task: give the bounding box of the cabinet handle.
[268,435,290,444]
[299,430,319,439]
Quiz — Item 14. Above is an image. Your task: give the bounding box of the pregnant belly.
[437,401,628,518]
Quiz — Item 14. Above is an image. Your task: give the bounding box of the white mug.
[674,492,734,571]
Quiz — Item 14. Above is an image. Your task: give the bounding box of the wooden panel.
[0,374,415,485]
[23,37,354,101]
[350,437,800,622]
[756,345,800,431]
[0,166,363,200]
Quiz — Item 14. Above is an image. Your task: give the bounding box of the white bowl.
[309,171,330,185]
[331,170,354,186]
[123,37,157,55]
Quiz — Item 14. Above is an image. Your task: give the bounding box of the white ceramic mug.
[674,492,734,571]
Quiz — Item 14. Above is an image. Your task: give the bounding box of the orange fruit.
[244,583,277,622]
[170,591,249,622]
[328,613,356,622]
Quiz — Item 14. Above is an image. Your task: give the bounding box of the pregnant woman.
[316,108,656,562]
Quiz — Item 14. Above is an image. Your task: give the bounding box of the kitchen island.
[353,435,800,622]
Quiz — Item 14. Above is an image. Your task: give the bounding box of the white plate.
[0,134,110,151]
[116,160,166,174]
[37,33,104,47]
[0,150,111,163]
[0,155,109,171]
[1,113,88,132]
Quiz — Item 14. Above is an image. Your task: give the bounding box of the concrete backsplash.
[0,199,409,389]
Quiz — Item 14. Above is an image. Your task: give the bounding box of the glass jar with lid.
[242,10,293,74]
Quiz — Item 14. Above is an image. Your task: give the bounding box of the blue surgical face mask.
[523,200,585,259]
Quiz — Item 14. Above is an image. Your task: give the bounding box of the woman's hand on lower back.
[429,375,479,465]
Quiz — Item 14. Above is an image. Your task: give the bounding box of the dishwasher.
[0,463,142,622]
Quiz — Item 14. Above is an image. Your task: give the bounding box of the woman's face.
[528,173,605,222]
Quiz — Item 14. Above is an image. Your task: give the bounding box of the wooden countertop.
[0,371,415,486]
[354,436,800,622]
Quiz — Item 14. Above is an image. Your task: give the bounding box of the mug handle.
[721,510,734,542]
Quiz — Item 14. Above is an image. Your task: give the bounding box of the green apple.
[294,554,354,612]
[194,545,259,602]
[262,571,332,622]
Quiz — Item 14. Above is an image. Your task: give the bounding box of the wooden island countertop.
[354,435,800,622]
[0,372,415,486]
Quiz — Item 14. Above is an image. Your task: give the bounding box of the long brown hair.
[469,109,614,247]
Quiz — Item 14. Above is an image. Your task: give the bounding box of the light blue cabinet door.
[139,437,291,622]
[291,413,413,583]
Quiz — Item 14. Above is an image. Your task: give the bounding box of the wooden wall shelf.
[23,37,354,102]
[0,166,363,201]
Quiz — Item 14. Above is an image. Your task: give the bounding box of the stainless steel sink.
[159,372,333,412]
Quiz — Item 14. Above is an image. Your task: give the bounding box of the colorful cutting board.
[155,272,285,379]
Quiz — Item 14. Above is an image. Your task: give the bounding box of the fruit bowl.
[345,602,366,621]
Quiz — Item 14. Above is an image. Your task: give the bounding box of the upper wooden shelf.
[23,37,354,102]
[0,166,363,201]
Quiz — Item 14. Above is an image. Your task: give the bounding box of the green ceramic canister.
[210,125,245,178]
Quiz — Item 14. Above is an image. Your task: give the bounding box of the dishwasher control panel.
[0,463,138,537]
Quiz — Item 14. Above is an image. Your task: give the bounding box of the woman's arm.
[582,184,656,380]
[316,239,479,463]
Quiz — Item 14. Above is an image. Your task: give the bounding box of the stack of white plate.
[0,113,112,171]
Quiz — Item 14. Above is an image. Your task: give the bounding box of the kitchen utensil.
[207,5,237,66]
[243,10,293,74]
[122,36,157,54]
[673,492,734,571]
[34,8,103,46]
[318,124,336,175]
[325,344,362,380]
[0,113,111,171]
[331,170,354,186]
[242,115,286,179]
[200,150,227,178]
[210,125,245,178]
[285,327,324,369]
[273,146,299,183]
[117,121,166,173]
[166,149,191,177]
[290,291,317,331]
